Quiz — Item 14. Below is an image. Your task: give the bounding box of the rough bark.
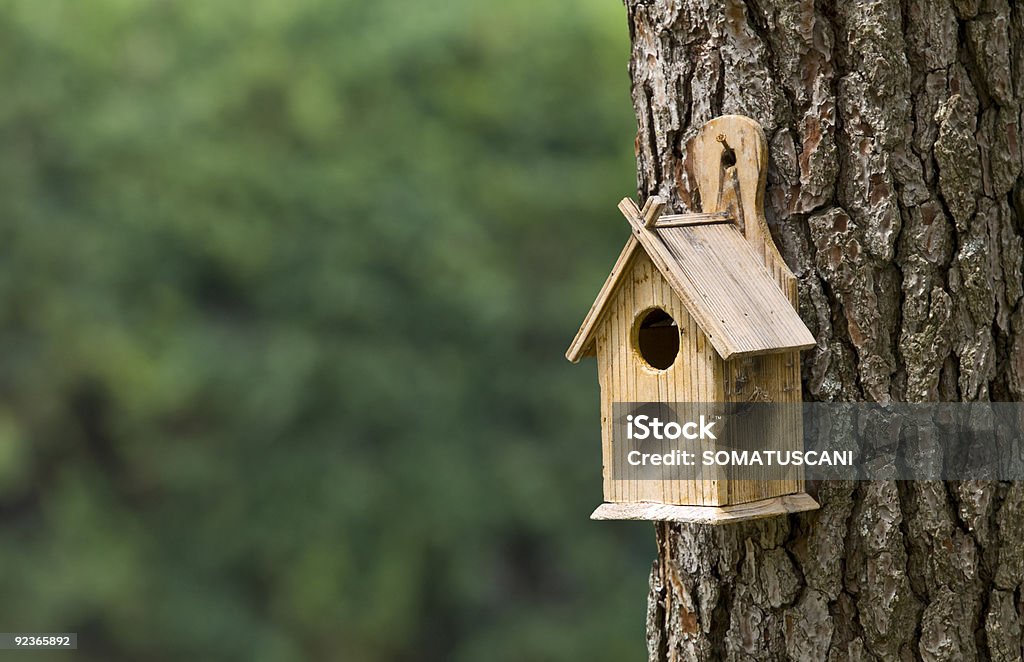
[625,0,1024,659]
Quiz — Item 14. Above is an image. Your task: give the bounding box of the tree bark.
[625,1,1024,659]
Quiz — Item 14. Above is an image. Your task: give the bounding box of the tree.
[625,1,1024,659]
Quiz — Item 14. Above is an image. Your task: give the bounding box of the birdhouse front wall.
[595,250,722,506]
[594,250,804,507]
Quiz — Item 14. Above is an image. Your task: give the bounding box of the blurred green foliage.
[0,1,650,660]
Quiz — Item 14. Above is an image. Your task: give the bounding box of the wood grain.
[590,493,819,525]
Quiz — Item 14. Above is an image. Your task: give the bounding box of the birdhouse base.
[591,492,819,526]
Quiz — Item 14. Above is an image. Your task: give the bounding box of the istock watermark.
[625,414,718,441]
[625,448,854,468]
[611,402,1024,481]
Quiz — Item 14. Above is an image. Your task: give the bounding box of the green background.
[0,1,652,660]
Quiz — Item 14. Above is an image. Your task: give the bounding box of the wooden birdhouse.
[566,115,820,524]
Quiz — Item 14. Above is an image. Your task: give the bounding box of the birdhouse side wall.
[594,250,725,506]
[715,350,804,505]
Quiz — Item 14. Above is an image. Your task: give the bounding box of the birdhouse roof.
[566,200,815,363]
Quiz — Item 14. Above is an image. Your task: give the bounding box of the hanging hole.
[634,308,679,370]
[720,143,737,168]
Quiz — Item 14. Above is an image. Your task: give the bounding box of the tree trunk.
[625,1,1024,660]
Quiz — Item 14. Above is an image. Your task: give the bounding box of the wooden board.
[655,211,731,227]
[590,492,820,525]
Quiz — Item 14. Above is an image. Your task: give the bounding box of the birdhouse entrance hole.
[635,308,679,370]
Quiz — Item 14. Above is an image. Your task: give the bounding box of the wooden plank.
[654,211,732,228]
[694,313,711,505]
[640,195,666,228]
[590,493,820,525]
[659,226,815,355]
[597,316,613,500]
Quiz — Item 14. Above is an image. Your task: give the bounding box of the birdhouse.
[566,115,820,524]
